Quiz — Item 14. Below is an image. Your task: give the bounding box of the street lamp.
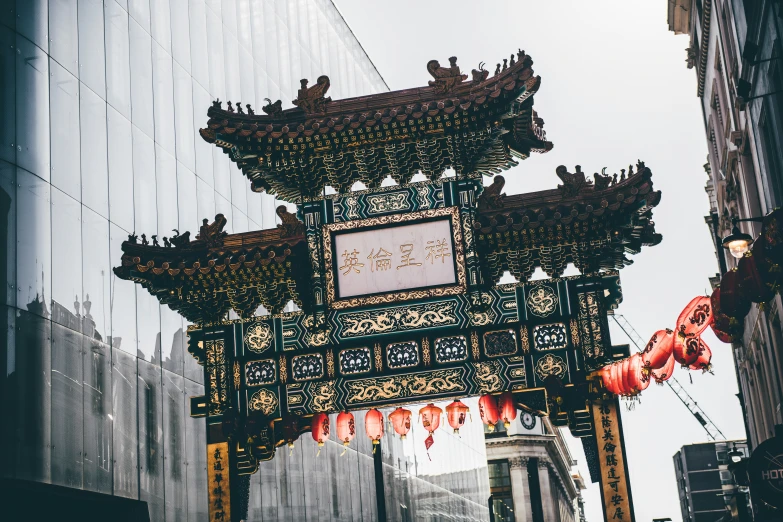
[721,216,764,259]
[728,443,743,463]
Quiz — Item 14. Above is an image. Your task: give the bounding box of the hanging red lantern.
[445,400,470,434]
[420,403,443,452]
[651,354,675,384]
[673,333,701,367]
[388,407,412,439]
[676,296,713,339]
[630,353,650,393]
[738,250,775,303]
[761,208,783,261]
[641,329,674,371]
[478,394,500,431]
[719,269,750,318]
[365,408,384,446]
[619,356,633,396]
[336,411,355,448]
[688,338,713,373]
[497,392,517,428]
[311,412,330,447]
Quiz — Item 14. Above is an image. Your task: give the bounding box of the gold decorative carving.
[366,192,409,214]
[325,350,335,378]
[345,369,463,404]
[311,380,338,412]
[471,331,480,360]
[323,207,467,309]
[510,367,526,379]
[570,318,580,348]
[422,338,431,367]
[340,301,458,337]
[520,326,530,353]
[279,355,287,384]
[527,285,559,318]
[374,343,383,371]
[205,340,228,415]
[303,315,331,347]
[245,322,273,353]
[248,388,279,415]
[233,360,240,389]
[474,361,503,394]
[534,354,567,381]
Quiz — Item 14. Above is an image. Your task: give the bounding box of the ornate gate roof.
[199,51,552,201]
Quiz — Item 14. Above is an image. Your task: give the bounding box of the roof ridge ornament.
[293,76,332,114]
[427,56,468,94]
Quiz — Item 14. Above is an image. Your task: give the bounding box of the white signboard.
[334,219,457,299]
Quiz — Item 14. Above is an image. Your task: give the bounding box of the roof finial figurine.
[494,63,501,76]
[472,62,489,83]
[196,214,229,248]
[556,165,591,197]
[128,232,138,243]
[502,59,508,71]
[151,235,160,247]
[628,164,634,176]
[517,48,525,61]
[163,237,171,248]
[170,228,191,248]
[246,104,254,115]
[477,175,506,210]
[227,101,234,113]
[427,57,468,94]
[141,233,148,246]
[236,102,244,114]
[594,168,612,190]
[292,76,332,114]
[509,54,516,66]
[276,205,305,237]
[211,99,222,110]
[262,98,283,118]
[620,169,626,181]
[612,173,618,186]
[637,159,646,171]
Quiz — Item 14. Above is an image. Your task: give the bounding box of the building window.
[760,106,783,207]
[488,460,515,522]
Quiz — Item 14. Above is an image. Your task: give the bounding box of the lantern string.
[340,447,347,457]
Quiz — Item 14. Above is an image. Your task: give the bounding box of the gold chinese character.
[396,243,422,270]
[339,249,364,275]
[425,238,452,264]
[367,247,393,272]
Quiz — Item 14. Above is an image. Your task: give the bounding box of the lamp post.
[721,216,764,259]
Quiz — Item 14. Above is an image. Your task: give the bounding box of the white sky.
[335,1,746,521]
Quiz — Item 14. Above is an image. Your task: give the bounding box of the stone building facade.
[667,0,783,451]
[485,416,582,522]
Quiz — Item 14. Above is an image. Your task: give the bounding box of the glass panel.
[236,0,253,52]
[10,309,52,482]
[173,61,196,172]
[247,183,263,228]
[192,79,214,187]
[184,379,208,520]
[223,28,240,102]
[230,165,247,214]
[206,5,226,97]
[161,303,184,375]
[128,0,151,33]
[80,84,109,219]
[107,105,134,232]
[129,17,155,139]
[136,289,161,362]
[150,0,172,53]
[83,337,113,493]
[155,144,178,235]
[16,167,51,316]
[163,369,186,522]
[188,0,209,91]
[51,188,82,330]
[152,41,175,154]
[104,0,131,119]
[232,204,248,234]
[51,322,84,488]
[112,348,139,499]
[48,0,79,75]
[0,161,16,308]
[170,0,191,73]
[49,58,81,200]
[222,0,237,37]
[176,162,198,234]
[0,28,15,167]
[213,147,230,199]
[215,193,232,234]
[16,34,50,181]
[15,0,48,51]
[77,0,106,99]
[196,175,215,229]
[132,124,157,235]
[138,358,165,520]
[109,223,138,355]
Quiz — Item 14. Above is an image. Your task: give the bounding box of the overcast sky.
[336,1,746,520]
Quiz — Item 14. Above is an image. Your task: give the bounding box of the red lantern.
[673,333,701,367]
[719,269,750,318]
[388,407,412,439]
[445,400,470,434]
[676,296,713,339]
[641,329,674,371]
[651,354,675,384]
[762,208,783,261]
[478,394,500,431]
[619,356,633,396]
[601,363,619,395]
[688,338,713,373]
[336,411,355,448]
[497,392,517,428]
[629,354,649,393]
[365,408,384,446]
[420,403,443,452]
[738,251,775,303]
[311,412,330,447]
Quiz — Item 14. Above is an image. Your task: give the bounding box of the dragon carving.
[276,205,305,237]
[427,57,468,94]
[556,165,592,197]
[293,76,331,114]
[196,214,228,248]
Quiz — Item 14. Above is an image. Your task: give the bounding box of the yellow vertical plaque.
[591,398,635,522]
[207,442,231,522]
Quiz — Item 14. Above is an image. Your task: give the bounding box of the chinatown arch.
[115,50,661,522]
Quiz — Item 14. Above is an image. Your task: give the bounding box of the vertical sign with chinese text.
[591,398,635,522]
[208,442,231,522]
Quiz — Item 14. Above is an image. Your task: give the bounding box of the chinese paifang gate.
[114,50,661,522]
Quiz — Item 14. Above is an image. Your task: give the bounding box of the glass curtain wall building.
[0,1,491,520]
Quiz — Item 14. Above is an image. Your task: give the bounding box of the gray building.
[485,415,581,522]
[0,1,491,520]
[673,441,750,522]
